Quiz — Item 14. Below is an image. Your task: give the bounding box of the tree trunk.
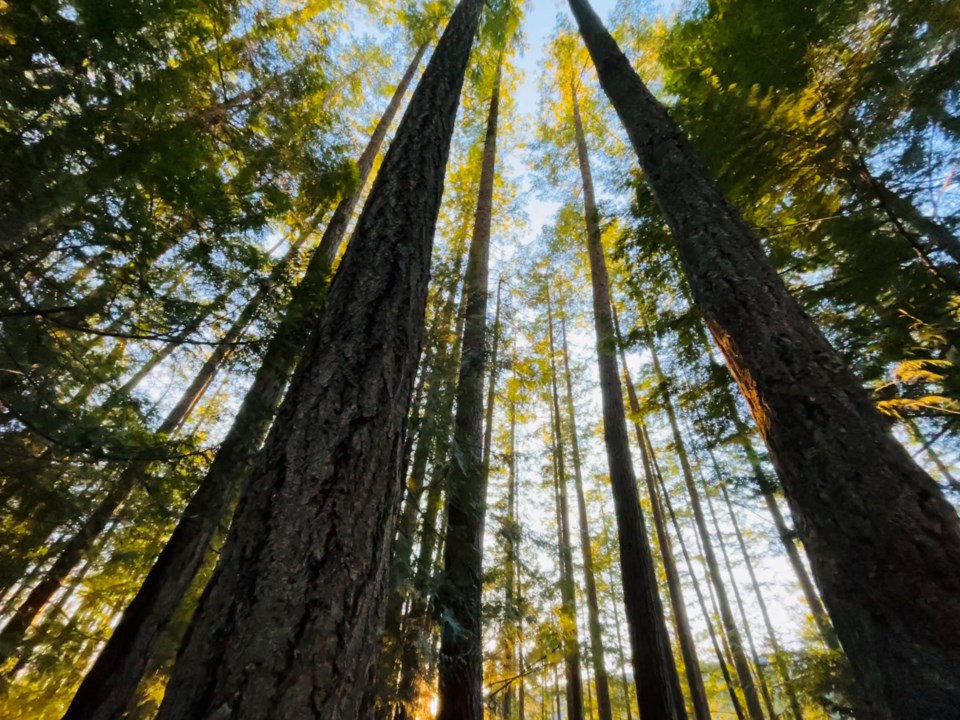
[545,290,585,720]
[567,1,960,715]
[559,312,613,720]
[646,336,765,720]
[63,36,429,708]
[647,428,747,720]
[570,78,686,720]
[436,58,502,720]
[607,570,635,720]
[617,349,711,720]
[503,350,518,720]
[711,453,805,720]
[698,463,778,720]
[152,2,484,716]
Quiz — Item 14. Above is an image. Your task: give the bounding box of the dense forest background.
[1,0,958,718]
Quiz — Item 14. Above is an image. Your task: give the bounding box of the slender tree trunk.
[570,79,686,720]
[503,371,518,720]
[567,2,960,715]
[711,454,805,720]
[698,465,778,720]
[605,561,634,720]
[907,419,960,494]
[645,337,765,720]
[437,59,502,720]
[479,276,504,546]
[152,2,484,716]
[618,357,711,720]
[647,429,747,720]
[559,313,613,720]
[545,291,585,720]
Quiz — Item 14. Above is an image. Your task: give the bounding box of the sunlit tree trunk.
[567,1,960,715]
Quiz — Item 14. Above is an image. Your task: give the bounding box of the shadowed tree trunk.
[545,291,585,720]
[567,1,960,715]
[570,77,686,720]
[61,41,431,720]
[646,427,747,720]
[645,335,765,720]
[559,312,613,720]
[708,449,805,720]
[437,58,502,720]
[616,344,711,720]
[150,1,485,715]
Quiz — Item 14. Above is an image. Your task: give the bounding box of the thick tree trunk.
[570,80,686,720]
[559,313,613,720]
[618,353,711,720]
[545,291,585,720]
[152,2,484,716]
[436,59,501,720]
[568,2,960,714]
[646,337,765,720]
[63,40,427,708]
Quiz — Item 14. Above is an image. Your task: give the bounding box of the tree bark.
[565,2,960,715]
[570,78,686,720]
[559,312,614,720]
[436,59,502,720]
[152,2,484,716]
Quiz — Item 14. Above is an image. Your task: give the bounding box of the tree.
[564,54,687,719]
[437,48,502,719]
[566,0,960,715]
[151,0,486,715]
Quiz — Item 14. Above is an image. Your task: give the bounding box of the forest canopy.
[1,0,958,718]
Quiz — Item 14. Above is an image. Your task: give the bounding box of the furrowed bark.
[151,2,484,716]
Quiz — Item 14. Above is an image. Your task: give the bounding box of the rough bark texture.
[560,314,613,720]
[62,46,431,718]
[152,2,484,716]
[436,60,501,720]
[545,293,585,720]
[567,1,960,715]
[570,80,686,720]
